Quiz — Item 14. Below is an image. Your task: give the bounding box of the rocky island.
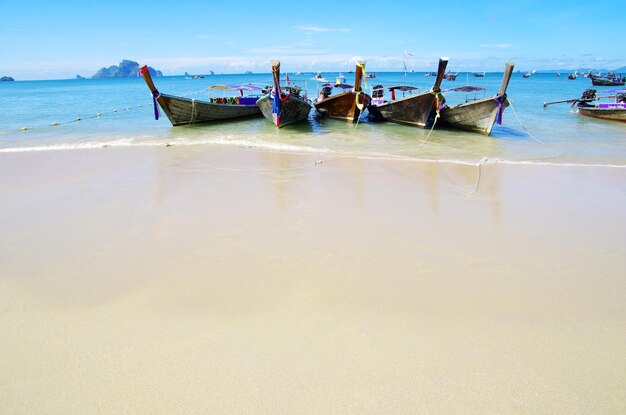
[1,76,15,82]
[92,59,162,78]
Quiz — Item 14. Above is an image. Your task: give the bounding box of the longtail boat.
[139,65,262,126]
[367,57,448,128]
[543,88,626,122]
[589,71,625,86]
[257,60,312,128]
[313,60,371,123]
[439,62,515,135]
[577,89,626,122]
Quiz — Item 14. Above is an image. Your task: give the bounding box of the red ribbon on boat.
[430,87,443,118]
[152,90,161,120]
[494,94,506,125]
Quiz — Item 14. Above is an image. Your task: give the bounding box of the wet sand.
[1,145,625,413]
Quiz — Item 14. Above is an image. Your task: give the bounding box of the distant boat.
[444,71,458,81]
[368,57,448,128]
[522,70,535,78]
[365,73,376,78]
[556,72,561,77]
[139,65,262,126]
[257,60,312,128]
[439,62,515,135]
[424,72,437,77]
[589,71,625,86]
[312,72,329,82]
[473,71,486,78]
[185,73,205,79]
[313,60,371,123]
[567,71,578,80]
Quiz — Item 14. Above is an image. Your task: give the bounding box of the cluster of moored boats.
[140,58,626,132]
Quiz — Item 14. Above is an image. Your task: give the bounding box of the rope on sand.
[508,99,544,144]
[470,157,489,194]
[314,157,347,166]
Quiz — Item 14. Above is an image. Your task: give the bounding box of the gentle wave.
[0,136,332,155]
[2,136,625,169]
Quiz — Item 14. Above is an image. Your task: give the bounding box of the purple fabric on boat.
[598,103,626,109]
[238,97,258,105]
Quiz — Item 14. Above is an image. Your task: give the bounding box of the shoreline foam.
[2,139,626,170]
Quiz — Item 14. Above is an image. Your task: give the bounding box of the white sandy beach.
[1,145,625,413]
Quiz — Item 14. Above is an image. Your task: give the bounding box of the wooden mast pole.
[354,59,365,92]
[498,62,515,97]
[433,57,449,90]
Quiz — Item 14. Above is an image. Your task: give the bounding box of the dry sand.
[1,145,625,413]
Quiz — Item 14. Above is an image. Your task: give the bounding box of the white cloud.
[479,43,512,48]
[292,25,350,33]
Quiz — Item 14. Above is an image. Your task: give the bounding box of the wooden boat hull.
[578,107,626,122]
[257,94,312,128]
[367,92,436,127]
[314,91,368,122]
[440,61,515,136]
[440,97,509,135]
[591,78,625,86]
[156,94,261,126]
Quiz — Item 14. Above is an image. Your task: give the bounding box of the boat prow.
[257,60,312,128]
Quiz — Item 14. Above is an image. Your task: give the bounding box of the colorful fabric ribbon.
[355,91,370,111]
[429,87,443,118]
[271,68,282,116]
[152,90,161,120]
[494,94,507,124]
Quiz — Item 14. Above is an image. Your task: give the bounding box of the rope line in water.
[417,112,439,147]
[18,100,153,132]
[508,99,544,144]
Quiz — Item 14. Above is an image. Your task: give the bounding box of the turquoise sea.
[1,72,625,166]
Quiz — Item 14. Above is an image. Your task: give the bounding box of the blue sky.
[1,0,624,79]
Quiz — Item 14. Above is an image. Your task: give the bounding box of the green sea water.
[1,72,625,167]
